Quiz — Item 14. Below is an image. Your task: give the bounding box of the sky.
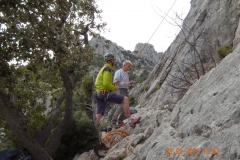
[97,0,191,52]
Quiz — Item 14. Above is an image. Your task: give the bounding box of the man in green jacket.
[95,53,133,127]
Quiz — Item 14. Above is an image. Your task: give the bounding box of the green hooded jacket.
[95,63,116,92]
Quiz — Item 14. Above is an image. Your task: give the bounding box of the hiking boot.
[132,117,141,125]
[123,117,141,128]
[100,127,112,132]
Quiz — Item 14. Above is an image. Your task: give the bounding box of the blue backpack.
[0,149,31,160]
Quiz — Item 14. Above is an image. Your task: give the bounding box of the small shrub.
[105,40,111,44]
[133,50,138,53]
[156,119,161,127]
[155,83,161,90]
[104,44,110,49]
[143,85,149,91]
[217,45,232,59]
[170,123,176,128]
[53,112,99,160]
[129,96,135,105]
[128,71,136,80]
[159,107,165,110]
[117,153,127,160]
[101,120,110,128]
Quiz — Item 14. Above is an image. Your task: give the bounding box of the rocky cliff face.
[76,0,240,159]
[89,37,162,66]
[130,0,240,109]
[133,43,161,64]
[121,43,240,160]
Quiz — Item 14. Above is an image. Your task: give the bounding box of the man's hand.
[130,80,135,85]
[115,80,120,86]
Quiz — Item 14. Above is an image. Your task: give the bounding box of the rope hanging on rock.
[132,0,178,65]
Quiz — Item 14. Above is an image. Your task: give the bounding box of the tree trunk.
[0,91,52,160]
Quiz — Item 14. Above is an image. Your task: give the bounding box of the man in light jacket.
[110,60,141,128]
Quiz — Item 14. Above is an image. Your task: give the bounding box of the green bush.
[105,40,111,44]
[104,44,110,49]
[155,83,161,90]
[128,71,136,80]
[129,96,135,105]
[53,112,99,160]
[117,153,127,160]
[217,45,232,59]
[143,85,149,91]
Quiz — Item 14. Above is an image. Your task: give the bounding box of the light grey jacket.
[113,69,129,89]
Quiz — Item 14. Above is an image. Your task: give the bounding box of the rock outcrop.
[89,37,162,66]
[133,43,161,64]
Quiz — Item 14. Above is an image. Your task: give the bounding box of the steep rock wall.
[130,0,240,111]
[127,36,240,160]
